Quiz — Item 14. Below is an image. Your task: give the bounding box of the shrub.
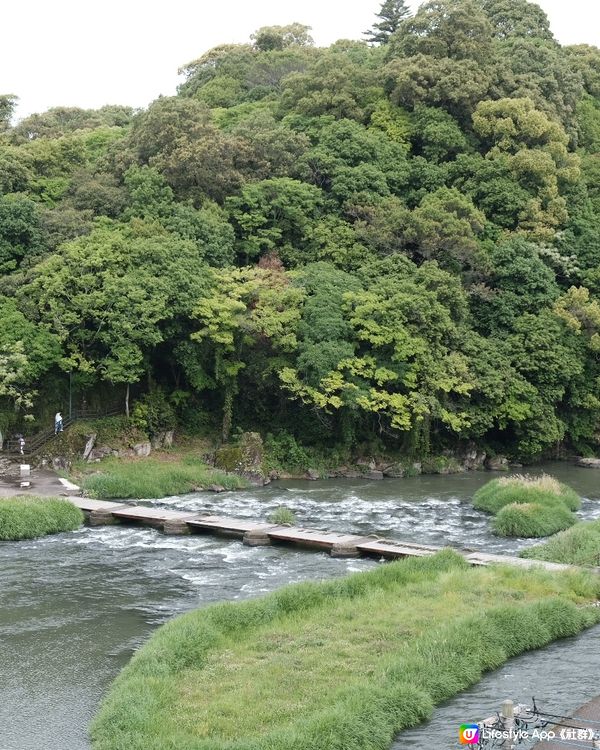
[0,496,83,540]
[268,506,297,525]
[522,519,600,566]
[494,501,576,538]
[264,432,312,472]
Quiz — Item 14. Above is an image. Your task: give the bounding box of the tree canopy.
[2,1,600,460]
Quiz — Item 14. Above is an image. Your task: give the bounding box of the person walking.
[54,412,63,435]
[17,435,25,455]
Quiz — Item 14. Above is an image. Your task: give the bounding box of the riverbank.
[91,550,600,750]
[0,496,84,540]
[74,455,248,499]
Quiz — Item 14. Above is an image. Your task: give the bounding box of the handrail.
[3,406,123,456]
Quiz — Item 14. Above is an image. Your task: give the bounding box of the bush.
[268,506,296,525]
[264,432,312,472]
[494,501,576,538]
[90,551,600,750]
[522,519,600,566]
[0,496,83,540]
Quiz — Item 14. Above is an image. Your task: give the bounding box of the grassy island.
[80,456,248,499]
[91,551,600,750]
[522,519,600,567]
[0,496,84,541]
[473,475,580,538]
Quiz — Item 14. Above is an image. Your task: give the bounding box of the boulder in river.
[577,457,600,469]
[485,455,509,471]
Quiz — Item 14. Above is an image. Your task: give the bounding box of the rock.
[306,469,320,480]
[52,456,72,471]
[216,432,269,485]
[382,463,405,478]
[209,484,226,492]
[485,455,509,471]
[150,430,175,450]
[82,433,97,461]
[577,457,600,469]
[412,462,422,475]
[461,446,487,471]
[355,457,376,470]
[88,445,112,462]
[132,442,151,457]
[364,470,384,480]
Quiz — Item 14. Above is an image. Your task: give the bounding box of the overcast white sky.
[2,0,600,120]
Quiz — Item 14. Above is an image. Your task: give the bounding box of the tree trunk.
[125,383,130,418]
[222,389,233,442]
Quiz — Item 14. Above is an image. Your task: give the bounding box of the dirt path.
[0,462,80,498]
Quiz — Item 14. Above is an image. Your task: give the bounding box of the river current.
[1,462,598,749]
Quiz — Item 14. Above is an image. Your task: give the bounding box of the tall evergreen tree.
[365,0,411,45]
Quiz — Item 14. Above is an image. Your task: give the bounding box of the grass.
[0,496,84,540]
[473,474,580,538]
[268,506,297,525]
[522,519,600,567]
[80,456,249,499]
[494,501,577,538]
[90,550,600,750]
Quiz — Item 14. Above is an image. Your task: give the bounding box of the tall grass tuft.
[268,506,296,525]
[90,551,600,750]
[494,502,576,538]
[473,474,580,537]
[522,519,600,566]
[0,496,84,540]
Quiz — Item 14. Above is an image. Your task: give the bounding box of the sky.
[2,0,600,121]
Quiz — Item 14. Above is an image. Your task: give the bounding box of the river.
[1,462,599,750]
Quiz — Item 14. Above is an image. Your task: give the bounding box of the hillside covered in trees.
[2,0,600,461]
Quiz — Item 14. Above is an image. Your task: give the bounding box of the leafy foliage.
[2,2,600,461]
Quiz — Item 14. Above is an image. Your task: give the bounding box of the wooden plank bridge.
[69,497,582,570]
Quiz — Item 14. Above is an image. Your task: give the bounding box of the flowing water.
[1,462,599,750]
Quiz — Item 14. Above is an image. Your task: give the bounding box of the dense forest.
[2,0,600,461]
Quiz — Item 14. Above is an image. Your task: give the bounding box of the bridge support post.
[330,541,361,558]
[162,519,191,535]
[243,528,272,546]
[88,510,120,526]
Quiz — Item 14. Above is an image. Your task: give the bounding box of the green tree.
[364,0,411,45]
[251,24,314,52]
[0,95,18,131]
[24,222,208,415]
[226,177,322,265]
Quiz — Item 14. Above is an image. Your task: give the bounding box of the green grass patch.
[80,456,248,499]
[494,501,576,538]
[268,506,297,525]
[522,519,600,567]
[0,496,84,540]
[90,550,600,750]
[473,474,580,538]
